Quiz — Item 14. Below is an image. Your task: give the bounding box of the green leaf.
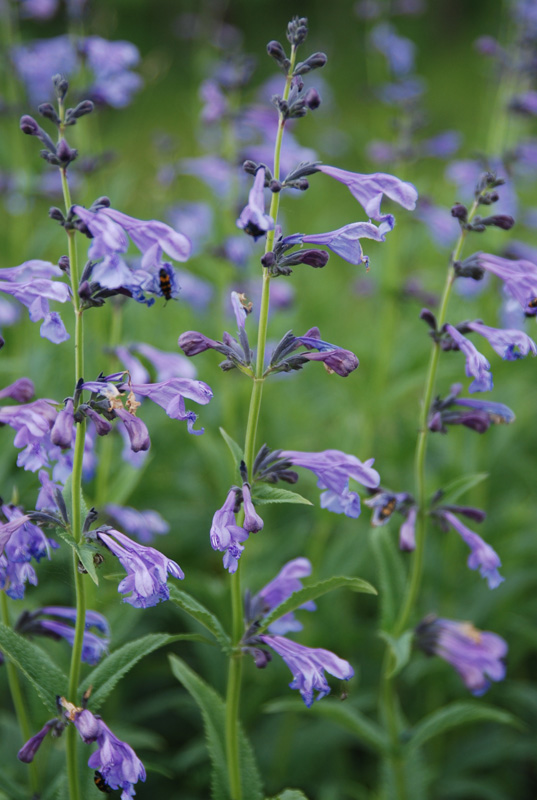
[406,701,522,752]
[0,624,67,710]
[370,526,406,631]
[56,530,99,586]
[169,655,263,800]
[258,576,377,635]
[0,773,29,800]
[267,791,312,800]
[81,633,206,710]
[379,630,413,678]
[169,585,232,652]
[437,472,489,505]
[219,427,244,474]
[264,698,387,754]
[251,482,312,506]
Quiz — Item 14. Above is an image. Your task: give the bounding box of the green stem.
[0,593,39,796]
[224,46,297,800]
[59,99,86,800]
[380,651,407,800]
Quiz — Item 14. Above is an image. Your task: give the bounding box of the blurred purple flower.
[415,199,459,247]
[82,36,142,108]
[284,220,392,268]
[440,509,503,589]
[167,202,213,255]
[0,398,58,471]
[104,504,169,544]
[0,259,70,343]
[236,167,274,240]
[466,320,537,360]
[476,252,537,314]
[370,22,416,76]
[96,527,184,607]
[444,324,493,392]
[210,488,248,574]
[446,160,517,217]
[415,615,507,695]
[179,155,235,196]
[119,377,212,434]
[250,557,315,635]
[399,506,417,551]
[422,130,462,158]
[0,505,57,599]
[133,342,197,381]
[199,79,229,123]
[23,606,110,665]
[511,91,537,116]
[12,35,76,103]
[279,449,380,518]
[19,0,59,19]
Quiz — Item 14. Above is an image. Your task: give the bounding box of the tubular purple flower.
[113,406,150,452]
[466,320,537,361]
[317,164,418,224]
[121,378,212,435]
[178,331,222,357]
[83,406,113,437]
[415,615,507,695]
[210,489,249,574]
[0,515,30,555]
[72,708,101,743]
[252,557,315,635]
[96,527,184,608]
[441,510,504,589]
[50,398,74,448]
[38,619,109,665]
[231,291,249,329]
[279,449,380,518]
[258,634,354,707]
[18,720,59,763]
[284,220,392,267]
[476,252,537,314]
[86,718,146,797]
[133,342,197,381]
[102,207,192,267]
[399,507,417,551]
[0,279,70,343]
[104,503,169,544]
[236,167,274,240]
[241,483,264,533]
[297,342,359,377]
[445,324,493,392]
[0,378,35,403]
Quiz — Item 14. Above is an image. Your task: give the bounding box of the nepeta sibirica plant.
[2,7,537,800]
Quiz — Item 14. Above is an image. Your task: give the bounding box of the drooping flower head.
[434,507,504,589]
[236,167,274,240]
[428,383,515,434]
[444,324,493,392]
[209,488,249,574]
[16,606,109,665]
[247,557,316,635]
[415,615,507,695]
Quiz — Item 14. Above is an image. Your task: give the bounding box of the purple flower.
[179,156,235,197]
[428,384,515,434]
[0,378,34,403]
[70,708,146,797]
[279,449,380,518]
[200,79,229,123]
[316,164,418,225]
[399,507,417,551]
[476,252,537,315]
[236,167,274,240]
[0,266,70,343]
[21,607,110,665]
[283,221,392,268]
[210,489,249,574]
[0,505,57,599]
[285,331,359,377]
[104,504,169,544]
[370,22,416,76]
[18,720,60,763]
[511,90,537,116]
[113,406,151,452]
[167,202,213,255]
[50,398,75,448]
[95,527,184,608]
[119,377,213,435]
[13,35,77,103]
[466,320,537,361]
[0,398,58,471]
[444,324,493,392]
[241,483,264,533]
[415,615,507,695]
[250,557,315,635]
[258,634,354,707]
[82,36,142,108]
[133,342,197,381]
[440,510,503,589]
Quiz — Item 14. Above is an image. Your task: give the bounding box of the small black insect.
[159,267,173,301]
[94,770,113,793]
[379,496,397,520]
[528,297,537,309]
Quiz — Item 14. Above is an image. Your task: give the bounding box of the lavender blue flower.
[476,252,537,315]
[279,449,380,518]
[179,156,235,196]
[440,509,503,589]
[18,720,60,763]
[167,202,213,255]
[370,22,416,75]
[118,377,213,434]
[0,398,58,472]
[22,607,110,665]
[82,36,142,108]
[241,483,264,533]
[0,261,70,343]
[316,164,418,225]
[95,527,184,608]
[12,35,77,103]
[104,504,169,544]
[258,634,354,707]
[210,488,249,574]
[466,320,537,360]
[444,324,493,392]
[283,220,392,268]
[0,378,34,403]
[250,557,315,635]
[415,615,507,695]
[0,505,57,599]
[399,507,417,551]
[428,384,515,434]
[133,342,197,381]
[236,167,274,240]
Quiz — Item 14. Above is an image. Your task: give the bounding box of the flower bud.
[20,115,40,135]
[38,103,60,126]
[305,88,321,109]
[451,203,468,221]
[266,40,289,69]
[52,74,69,100]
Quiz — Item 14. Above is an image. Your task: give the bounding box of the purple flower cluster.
[0,260,70,343]
[437,508,504,590]
[17,606,109,665]
[210,482,264,574]
[0,504,58,599]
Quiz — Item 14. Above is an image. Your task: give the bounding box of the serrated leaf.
[437,472,489,505]
[370,526,406,632]
[169,655,263,800]
[264,698,387,753]
[258,576,376,635]
[379,630,413,678]
[251,482,312,506]
[219,427,244,474]
[406,701,522,752]
[0,624,67,710]
[169,585,232,652]
[81,633,207,710]
[56,530,99,586]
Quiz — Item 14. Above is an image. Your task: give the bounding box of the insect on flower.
[159,266,173,301]
[93,770,113,793]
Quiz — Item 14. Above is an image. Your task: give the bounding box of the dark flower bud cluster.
[287,16,309,46]
[53,74,69,101]
[428,384,515,434]
[267,327,358,377]
[272,75,323,121]
[267,40,291,71]
[252,444,298,485]
[262,232,329,277]
[453,254,485,281]
[281,160,321,191]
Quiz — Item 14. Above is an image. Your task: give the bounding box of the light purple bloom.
[370,22,415,76]
[230,291,250,329]
[96,527,184,608]
[210,489,249,574]
[241,483,264,533]
[466,320,537,361]
[167,202,213,255]
[179,155,235,197]
[441,510,503,589]
[0,505,57,599]
[133,343,197,381]
[476,253,537,315]
[51,398,75,448]
[26,607,110,665]
[415,199,459,247]
[119,377,212,434]
[283,221,393,268]
[399,507,417,551]
[200,79,229,123]
[0,378,34,403]
[292,333,359,377]
[113,407,150,452]
[317,164,418,225]
[236,167,274,240]
[251,557,315,635]
[511,90,537,116]
[279,449,380,518]
[416,615,507,695]
[0,398,58,471]
[113,347,150,385]
[82,36,142,108]
[258,634,354,707]
[445,324,493,392]
[0,272,70,343]
[12,35,77,103]
[18,720,59,763]
[104,504,169,544]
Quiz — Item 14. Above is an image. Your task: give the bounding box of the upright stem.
[0,593,39,796]
[59,100,86,800]
[224,46,297,800]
